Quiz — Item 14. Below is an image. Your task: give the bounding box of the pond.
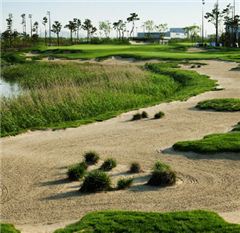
[0,78,21,98]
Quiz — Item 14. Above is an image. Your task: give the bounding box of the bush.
[67,162,87,181]
[80,170,111,193]
[153,161,170,171]
[147,161,176,187]
[141,111,148,118]
[100,158,117,171]
[117,178,133,190]
[132,113,142,121]
[154,111,165,119]
[129,162,142,173]
[147,170,176,187]
[84,151,99,165]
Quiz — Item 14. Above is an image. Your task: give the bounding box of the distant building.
[137,28,187,40]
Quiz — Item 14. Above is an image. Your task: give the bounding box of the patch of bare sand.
[1,60,240,233]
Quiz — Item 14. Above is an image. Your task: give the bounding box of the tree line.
[1,3,239,48]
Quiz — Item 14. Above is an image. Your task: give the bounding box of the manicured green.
[197,98,240,111]
[34,44,240,62]
[1,62,216,137]
[173,132,240,153]
[0,223,20,233]
[54,210,240,233]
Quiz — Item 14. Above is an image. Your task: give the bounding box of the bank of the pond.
[0,62,216,137]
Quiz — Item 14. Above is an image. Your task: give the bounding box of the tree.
[73,18,81,41]
[4,14,13,47]
[222,4,240,47]
[113,21,121,39]
[82,19,97,42]
[127,13,140,38]
[21,14,26,35]
[33,21,39,35]
[42,16,48,45]
[51,21,62,46]
[65,20,76,43]
[184,25,200,42]
[144,20,154,38]
[99,21,111,38]
[155,23,168,43]
[205,3,225,46]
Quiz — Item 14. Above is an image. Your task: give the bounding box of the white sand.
[1,60,240,233]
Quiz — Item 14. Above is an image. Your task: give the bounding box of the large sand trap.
[1,60,240,233]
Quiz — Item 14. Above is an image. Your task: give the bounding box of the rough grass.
[1,62,216,137]
[173,132,240,153]
[0,223,21,233]
[34,44,240,62]
[53,210,240,233]
[196,98,240,111]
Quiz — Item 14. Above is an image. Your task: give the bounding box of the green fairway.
[196,98,240,111]
[54,210,240,233]
[1,62,215,137]
[0,223,20,233]
[32,44,240,62]
[173,132,240,153]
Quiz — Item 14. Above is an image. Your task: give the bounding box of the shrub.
[147,161,176,187]
[141,111,148,118]
[100,158,117,171]
[80,170,111,193]
[129,162,142,173]
[153,161,170,171]
[67,162,87,181]
[154,111,165,119]
[132,113,142,121]
[84,151,99,165]
[147,169,176,187]
[117,178,133,190]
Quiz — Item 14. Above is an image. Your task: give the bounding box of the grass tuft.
[100,158,117,171]
[117,178,133,190]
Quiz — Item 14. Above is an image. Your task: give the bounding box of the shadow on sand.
[162,147,240,160]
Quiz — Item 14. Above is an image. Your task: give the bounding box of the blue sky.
[1,0,239,37]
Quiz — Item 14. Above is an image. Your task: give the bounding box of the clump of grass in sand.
[100,158,117,171]
[84,151,100,165]
[117,178,133,190]
[129,162,142,173]
[80,170,111,193]
[154,111,165,119]
[67,162,87,181]
[147,161,176,187]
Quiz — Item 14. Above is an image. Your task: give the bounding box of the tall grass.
[1,62,215,136]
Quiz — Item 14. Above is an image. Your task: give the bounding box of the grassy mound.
[196,98,240,111]
[67,162,87,181]
[129,162,142,173]
[0,223,21,233]
[148,161,176,187]
[117,178,133,190]
[100,158,117,171]
[173,132,240,153]
[53,210,240,233]
[80,170,111,193]
[84,151,99,165]
[1,62,215,137]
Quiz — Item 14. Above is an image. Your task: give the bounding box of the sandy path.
[1,60,240,233]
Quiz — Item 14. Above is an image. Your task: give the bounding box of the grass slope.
[197,98,240,111]
[33,44,240,62]
[54,210,240,233]
[173,132,240,153]
[0,223,20,233]
[1,62,215,137]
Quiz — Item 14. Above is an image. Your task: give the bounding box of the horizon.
[1,0,240,37]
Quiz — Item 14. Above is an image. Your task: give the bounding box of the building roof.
[170,28,186,33]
